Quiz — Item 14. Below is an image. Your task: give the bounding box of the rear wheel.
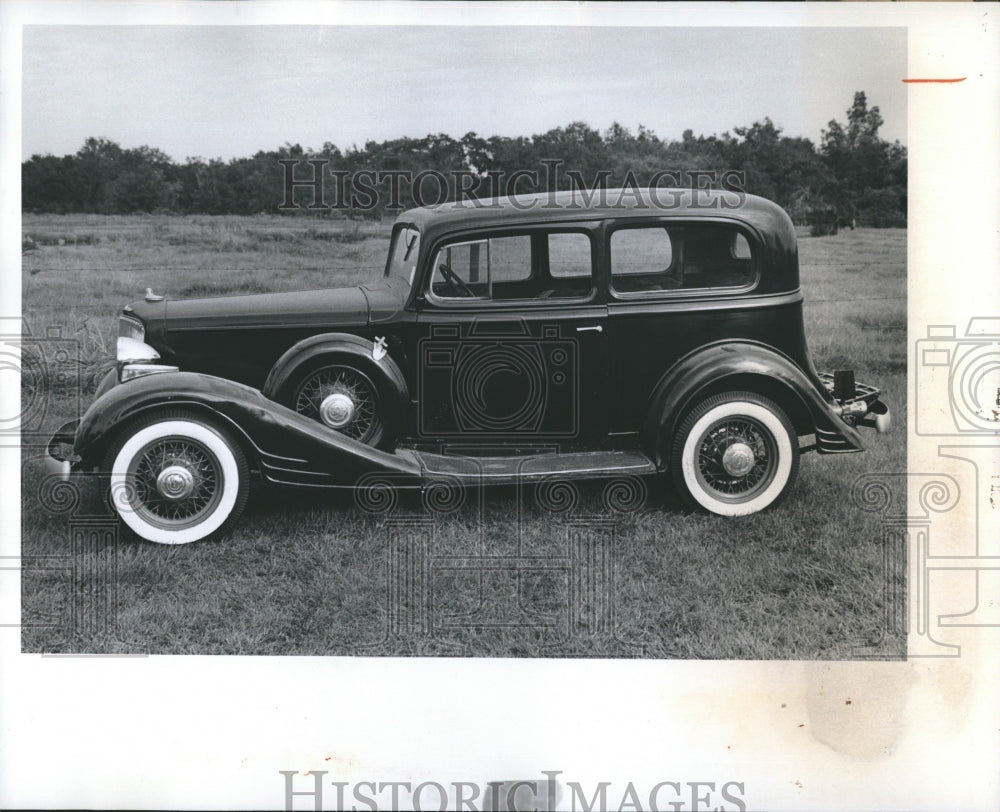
[104,411,249,544]
[671,391,799,516]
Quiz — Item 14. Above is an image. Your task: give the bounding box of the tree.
[820,92,906,227]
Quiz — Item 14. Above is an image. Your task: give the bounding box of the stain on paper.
[805,662,917,758]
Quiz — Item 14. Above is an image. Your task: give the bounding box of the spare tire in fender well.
[262,333,409,448]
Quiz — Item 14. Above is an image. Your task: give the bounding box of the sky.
[22,25,907,162]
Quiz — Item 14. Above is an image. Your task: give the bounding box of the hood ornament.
[372,336,388,361]
[145,287,164,302]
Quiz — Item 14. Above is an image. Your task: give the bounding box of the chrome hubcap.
[156,464,196,500]
[721,442,755,477]
[319,392,356,429]
[295,367,379,442]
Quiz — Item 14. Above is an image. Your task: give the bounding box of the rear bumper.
[856,398,891,434]
[44,418,80,481]
[816,372,891,454]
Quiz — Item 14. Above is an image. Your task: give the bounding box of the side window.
[610,228,674,287]
[430,239,490,299]
[488,236,532,284]
[429,231,593,302]
[610,223,754,295]
[549,232,593,279]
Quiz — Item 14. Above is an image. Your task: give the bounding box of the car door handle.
[576,325,603,333]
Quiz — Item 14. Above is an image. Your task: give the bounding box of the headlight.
[120,363,178,382]
[118,314,145,342]
[117,336,160,363]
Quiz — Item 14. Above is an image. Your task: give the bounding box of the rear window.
[610,223,755,295]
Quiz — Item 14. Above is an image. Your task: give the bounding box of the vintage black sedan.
[46,188,890,543]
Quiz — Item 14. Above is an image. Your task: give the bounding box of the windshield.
[385,225,420,285]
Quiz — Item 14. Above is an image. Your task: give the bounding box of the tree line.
[22,92,905,231]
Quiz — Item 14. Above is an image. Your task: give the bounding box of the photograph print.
[18,24,907,659]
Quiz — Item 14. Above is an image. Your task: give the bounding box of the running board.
[408,449,657,485]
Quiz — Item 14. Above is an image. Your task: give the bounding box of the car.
[45,187,891,543]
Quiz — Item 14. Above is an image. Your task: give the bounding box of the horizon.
[21,109,902,166]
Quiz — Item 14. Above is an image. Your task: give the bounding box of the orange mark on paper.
[902,77,967,84]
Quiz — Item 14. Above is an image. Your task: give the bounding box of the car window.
[430,240,491,299]
[429,231,593,302]
[610,227,673,277]
[488,236,532,283]
[386,225,420,284]
[610,223,754,294]
[549,233,593,278]
[731,232,751,259]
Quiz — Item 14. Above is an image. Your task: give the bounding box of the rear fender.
[642,341,864,468]
[74,371,422,487]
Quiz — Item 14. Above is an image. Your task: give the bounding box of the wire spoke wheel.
[694,416,777,500]
[128,436,223,529]
[294,366,381,443]
[106,413,249,544]
[672,391,798,516]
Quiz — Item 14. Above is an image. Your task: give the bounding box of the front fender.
[262,332,408,404]
[641,341,864,467]
[74,371,421,487]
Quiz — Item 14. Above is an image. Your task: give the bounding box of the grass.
[19,214,906,658]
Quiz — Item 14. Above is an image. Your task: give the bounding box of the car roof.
[397,187,792,236]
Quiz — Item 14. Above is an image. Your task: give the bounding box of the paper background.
[1,3,997,810]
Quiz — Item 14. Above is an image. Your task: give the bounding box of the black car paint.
[74,371,423,487]
[640,340,866,467]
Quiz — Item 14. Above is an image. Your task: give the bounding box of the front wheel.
[104,411,249,544]
[671,391,799,516]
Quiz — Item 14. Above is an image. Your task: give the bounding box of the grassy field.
[19,214,906,658]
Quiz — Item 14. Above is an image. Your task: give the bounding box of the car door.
[604,217,761,435]
[413,226,608,452]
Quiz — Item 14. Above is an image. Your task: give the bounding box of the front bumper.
[43,366,114,481]
[44,418,81,481]
[43,362,180,481]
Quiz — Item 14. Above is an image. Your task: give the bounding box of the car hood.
[124,276,413,337]
[161,286,370,331]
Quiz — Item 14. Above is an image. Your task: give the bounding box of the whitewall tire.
[671,392,799,516]
[105,412,249,544]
